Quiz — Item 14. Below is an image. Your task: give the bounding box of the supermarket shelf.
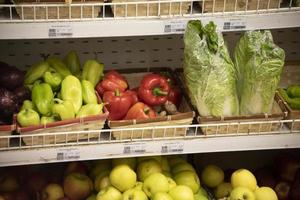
[0,1,299,39]
[0,119,299,167]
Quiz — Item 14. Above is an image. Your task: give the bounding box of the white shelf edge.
[0,133,299,167]
[0,11,300,39]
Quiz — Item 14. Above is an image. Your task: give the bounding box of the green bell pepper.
[41,116,57,125]
[64,50,81,75]
[24,61,49,85]
[76,103,104,118]
[32,82,54,116]
[278,88,300,110]
[52,98,75,120]
[82,80,98,104]
[20,100,36,111]
[47,57,72,78]
[43,68,62,91]
[17,108,40,127]
[61,75,82,114]
[82,59,104,87]
[287,85,300,98]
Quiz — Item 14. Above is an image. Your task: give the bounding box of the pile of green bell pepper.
[17,51,105,127]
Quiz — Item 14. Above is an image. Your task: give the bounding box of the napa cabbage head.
[183,20,239,117]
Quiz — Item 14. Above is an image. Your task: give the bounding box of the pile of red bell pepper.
[95,70,182,121]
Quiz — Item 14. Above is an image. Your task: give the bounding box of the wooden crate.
[200,0,280,12]
[277,61,300,130]
[175,68,287,135]
[107,68,195,140]
[111,0,191,17]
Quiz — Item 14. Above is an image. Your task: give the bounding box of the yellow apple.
[41,183,64,200]
[172,163,195,174]
[169,185,194,200]
[230,186,255,200]
[96,186,122,200]
[94,170,110,192]
[231,169,257,191]
[138,156,162,163]
[109,164,136,192]
[214,182,232,198]
[201,165,224,188]
[142,173,169,197]
[173,171,200,193]
[134,182,143,190]
[123,188,148,200]
[255,187,278,200]
[89,161,111,179]
[112,157,137,170]
[152,192,173,200]
[137,159,162,181]
[166,177,177,190]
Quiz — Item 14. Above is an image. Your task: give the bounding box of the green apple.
[123,188,148,200]
[137,159,162,181]
[201,164,224,188]
[169,185,194,200]
[196,187,208,197]
[231,169,257,191]
[134,182,143,190]
[230,186,255,200]
[94,170,110,192]
[167,156,187,167]
[96,186,122,200]
[63,173,93,200]
[255,187,278,200]
[214,182,232,198]
[112,157,137,170]
[167,177,177,190]
[161,157,170,172]
[143,173,169,197]
[152,192,173,200]
[194,193,208,200]
[109,164,136,192]
[172,163,195,174]
[87,194,97,200]
[173,171,200,193]
[89,161,111,179]
[41,183,64,200]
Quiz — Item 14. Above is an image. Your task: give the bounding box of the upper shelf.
[0,0,300,39]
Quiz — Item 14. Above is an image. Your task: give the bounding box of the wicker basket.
[14,1,102,20]
[200,0,280,13]
[107,67,195,140]
[175,68,287,135]
[276,61,300,130]
[0,124,15,148]
[111,0,191,17]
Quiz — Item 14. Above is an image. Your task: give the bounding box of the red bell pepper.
[125,89,139,105]
[103,89,135,120]
[124,102,156,120]
[138,73,170,106]
[96,70,128,97]
[167,86,182,108]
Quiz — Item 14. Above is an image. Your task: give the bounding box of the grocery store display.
[183,20,239,117]
[234,30,285,115]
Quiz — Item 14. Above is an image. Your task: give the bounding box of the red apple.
[64,173,93,200]
[276,153,300,182]
[275,181,291,200]
[64,162,88,177]
[255,168,277,188]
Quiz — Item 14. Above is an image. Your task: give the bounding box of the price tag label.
[223,19,246,30]
[48,24,73,38]
[161,142,184,153]
[164,21,187,33]
[57,148,80,160]
[123,143,146,154]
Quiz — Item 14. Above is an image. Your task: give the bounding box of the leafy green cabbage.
[183,20,239,117]
[234,30,285,115]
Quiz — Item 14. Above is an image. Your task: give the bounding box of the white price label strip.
[48,24,73,38]
[164,21,187,33]
[123,143,147,154]
[161,142,184,153]
[57,148,80,160]
[223,19,246,30]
